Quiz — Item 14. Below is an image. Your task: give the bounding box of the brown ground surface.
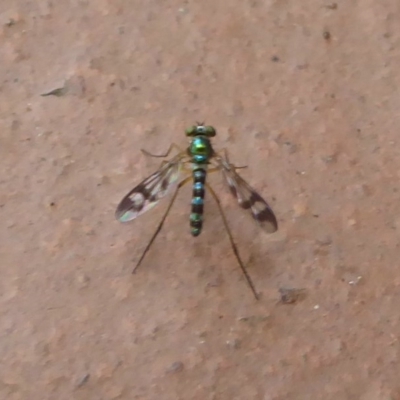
[1,1,400,399]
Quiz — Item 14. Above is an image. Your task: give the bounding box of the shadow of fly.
[115,123,278,300]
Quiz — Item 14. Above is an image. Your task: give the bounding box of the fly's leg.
[212,149,248,170]
[141,143,184,158]
[205,182,259,300]
[133,175,192,273]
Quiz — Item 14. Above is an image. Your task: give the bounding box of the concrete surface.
[1,1,400,399]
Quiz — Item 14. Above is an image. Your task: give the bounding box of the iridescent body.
[115,123,278,300]
[185,125,216,236]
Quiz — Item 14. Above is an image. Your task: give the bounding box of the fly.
[115,123,278,299]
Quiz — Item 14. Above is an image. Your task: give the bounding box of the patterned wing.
[216,155,278,233]
[116,154,183,222]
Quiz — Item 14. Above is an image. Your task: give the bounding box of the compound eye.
[204,125,216,137]
[185,126,197,136]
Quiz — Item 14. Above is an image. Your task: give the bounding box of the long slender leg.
[205,182,259,300]
[204,165,244,175]
[210,162,248,172]
[205,167,221,174]
[213,149,248,170]
[141,143,183,158]
[133,175,192,273]
[224,148,229,162]
[234,165,248,170]
[223,149,247,168]
[156,159,168,170]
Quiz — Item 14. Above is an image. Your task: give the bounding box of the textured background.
[1,1,400,399]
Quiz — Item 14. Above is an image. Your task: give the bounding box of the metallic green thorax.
[185,124,216,236]
[189,136,214,163]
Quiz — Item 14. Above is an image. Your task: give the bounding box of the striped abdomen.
[190,167,207,236]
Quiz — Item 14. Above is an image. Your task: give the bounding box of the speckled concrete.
[1,1,400,399]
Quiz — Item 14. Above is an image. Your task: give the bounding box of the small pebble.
[349,276,362,286]
[326,3,337,9]
[323,31,331,41]
[226,339,241,349]
[279,287,307,304]
[41,86,67,97]
[75,273,90,289]
[76,373,90,388]
[315,236,332,246]
[293,201,308,217]
[166,361,184,374]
